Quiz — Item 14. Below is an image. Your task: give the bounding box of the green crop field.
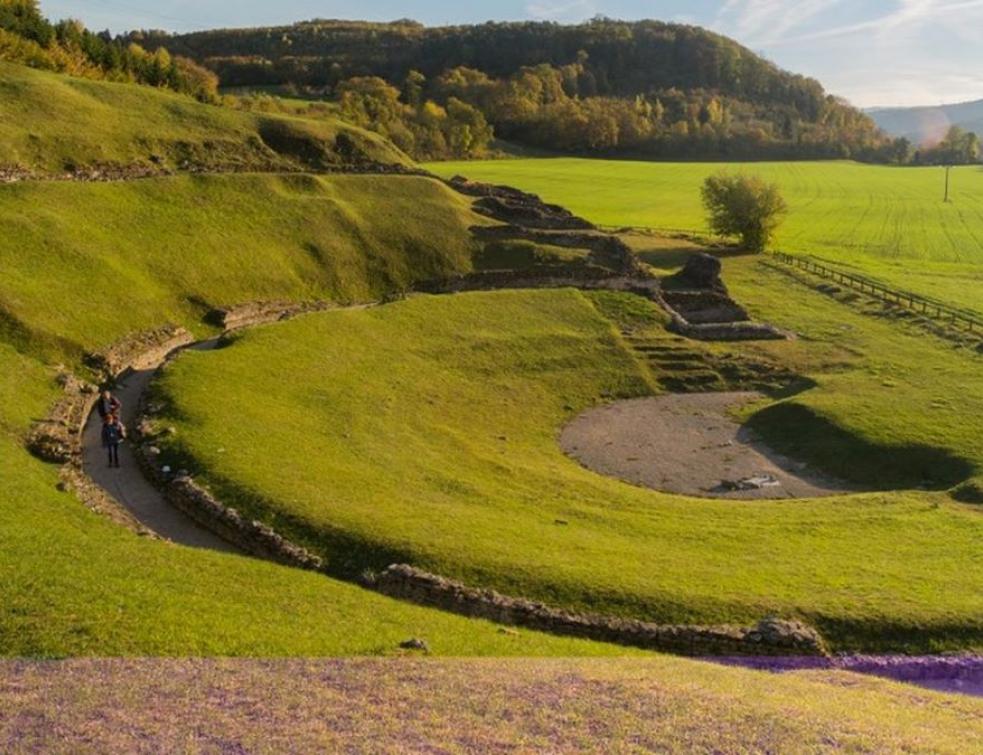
[428,158,983,314]
[150,283,983,653]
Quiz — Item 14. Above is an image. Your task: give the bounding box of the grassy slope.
[2,659,981,753]
[0,173,478,359]
[0,61,409,171]
[428,158,983,314]
[153,289,983,652]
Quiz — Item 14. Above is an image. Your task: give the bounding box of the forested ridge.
[0,0,217,100]
[134,18,913,162]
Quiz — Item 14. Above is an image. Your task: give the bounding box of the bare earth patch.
[561,392,854,499]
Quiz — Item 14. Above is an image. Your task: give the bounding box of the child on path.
[102,413,126,468]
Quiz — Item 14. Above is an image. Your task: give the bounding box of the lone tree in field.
[701,173,787,252]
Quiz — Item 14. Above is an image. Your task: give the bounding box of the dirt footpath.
[560,392,853,500]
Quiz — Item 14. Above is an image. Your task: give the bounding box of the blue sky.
[39,1,983,107]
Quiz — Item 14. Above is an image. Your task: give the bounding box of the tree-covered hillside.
[0,0,217,100]
[136,18,906,162]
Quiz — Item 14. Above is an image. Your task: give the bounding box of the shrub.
[701,172,787,252]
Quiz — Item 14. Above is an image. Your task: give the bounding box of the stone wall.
[472,225,642,277]
[668,317,789,342]
[83,325,195,379]
[206,301,334,332]
[133,431,324,571]
[369,565,828,657]
[416,269,661,300]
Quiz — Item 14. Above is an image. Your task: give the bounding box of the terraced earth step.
[651,361,717,374]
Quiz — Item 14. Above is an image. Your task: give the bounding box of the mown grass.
[428,158,983,314]
[2,659,981,752]
[153,289,983,652]
[0,61,409,172]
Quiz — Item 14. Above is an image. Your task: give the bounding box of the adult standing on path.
[96,389,121,420]
[101,413,126,468]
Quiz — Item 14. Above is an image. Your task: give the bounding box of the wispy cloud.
[525,0,596,22]
[776,0,983,45]
[714,0,848,45]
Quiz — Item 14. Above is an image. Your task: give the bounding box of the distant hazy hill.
[869,100,983,146]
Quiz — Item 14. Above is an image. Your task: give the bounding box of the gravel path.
[81,340,235,551]
[560,392,854,499]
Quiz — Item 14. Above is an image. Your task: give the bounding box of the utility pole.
[944,165,952,203]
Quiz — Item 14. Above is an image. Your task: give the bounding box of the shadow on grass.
[811,614,983,655]
[746,402,974,491]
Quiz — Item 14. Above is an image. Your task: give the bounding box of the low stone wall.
[83,325,195,380]
[134,431,324,570]
[206,301,334,332]
[663,291,750,325]
[668,318,789,342]
[416,269,661,300]
[369,565,828,657]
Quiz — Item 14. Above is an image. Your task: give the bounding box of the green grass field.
[151,285,983,652]
[428,158,983,314]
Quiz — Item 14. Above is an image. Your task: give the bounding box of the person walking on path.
[96,390,122,420]
[102,413,126,468]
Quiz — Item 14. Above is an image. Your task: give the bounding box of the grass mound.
[151,288,983,652]
[0,173,479,359]
[0,61,410,173]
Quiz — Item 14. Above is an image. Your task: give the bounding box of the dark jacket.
[101,421,126,447]
[97,395,122,419]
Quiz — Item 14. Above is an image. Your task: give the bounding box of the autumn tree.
[701,173,787,252]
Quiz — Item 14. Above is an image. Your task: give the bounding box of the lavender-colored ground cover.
[2,658,981,753]
[711,655,983,697]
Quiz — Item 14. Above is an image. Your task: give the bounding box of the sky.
[39,1,983,108]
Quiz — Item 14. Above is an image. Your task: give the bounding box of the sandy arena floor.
[560,392,854,500]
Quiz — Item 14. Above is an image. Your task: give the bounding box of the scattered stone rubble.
[447,176,594,230]
[206,301,334,332]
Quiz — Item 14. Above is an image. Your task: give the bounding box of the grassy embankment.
[0,61,409,172]
[152,284,983,653]
[428,158,983,314]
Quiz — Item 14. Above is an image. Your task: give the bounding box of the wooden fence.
[772,252,983,335]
